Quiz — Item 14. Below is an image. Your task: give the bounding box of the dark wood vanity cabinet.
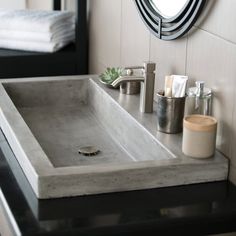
[0,0,88,79]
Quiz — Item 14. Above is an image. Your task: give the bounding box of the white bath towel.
[0,9,76,52]
[0,37,75,53]
[0,23,75,43]
[0,9,75,33]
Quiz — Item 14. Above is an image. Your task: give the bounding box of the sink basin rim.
[0,75,228,199]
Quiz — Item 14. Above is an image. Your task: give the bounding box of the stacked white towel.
[0,9,76,52]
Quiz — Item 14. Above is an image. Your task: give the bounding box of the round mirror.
[150,0,189,19]
[135,0,206,40]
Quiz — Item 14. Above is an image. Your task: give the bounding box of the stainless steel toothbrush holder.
[157,91,186,134]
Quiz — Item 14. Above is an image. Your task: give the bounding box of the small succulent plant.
[99,67,123,85]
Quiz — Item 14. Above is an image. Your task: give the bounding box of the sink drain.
[78,146,100,156]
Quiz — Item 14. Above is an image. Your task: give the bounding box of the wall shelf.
[0,0,88,78]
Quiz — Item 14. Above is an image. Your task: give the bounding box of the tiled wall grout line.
[184,33,189,76]
[195,26,236,46]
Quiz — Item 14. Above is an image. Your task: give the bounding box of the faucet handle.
[126,69,134,76]
[143,62,156,73]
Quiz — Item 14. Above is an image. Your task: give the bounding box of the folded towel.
[0,9,75,33]
[0,23,75,43]
[0,9,76,52]
[0,37,75,53]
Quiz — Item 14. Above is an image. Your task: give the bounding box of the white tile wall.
[0,0,25,9]
[89,0,122,73]
[26,0,52,10]
[63,0,76,11]
[150,34,187,93]
[120,0,150,67]
[195,0,236,44]
[186,28,236,157]
[89,0,236,184]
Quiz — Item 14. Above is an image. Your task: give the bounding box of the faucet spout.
[112,62,156,113]
[111,76,144,88]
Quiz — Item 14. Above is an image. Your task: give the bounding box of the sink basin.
[0,76,228,199]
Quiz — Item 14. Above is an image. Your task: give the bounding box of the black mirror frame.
[134,0,206,40]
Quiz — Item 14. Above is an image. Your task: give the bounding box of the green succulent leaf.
[99,67,123,85]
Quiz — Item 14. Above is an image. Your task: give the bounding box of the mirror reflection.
[150,0,188,19]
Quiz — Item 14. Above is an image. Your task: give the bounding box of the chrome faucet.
[111,62,156,113]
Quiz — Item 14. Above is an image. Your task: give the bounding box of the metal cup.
[157,91,186,134]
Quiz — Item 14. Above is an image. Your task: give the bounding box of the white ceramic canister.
[182,115,217,158]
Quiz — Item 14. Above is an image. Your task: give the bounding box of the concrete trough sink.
[0,75,228,199]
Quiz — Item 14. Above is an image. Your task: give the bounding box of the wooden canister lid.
[184,115,217,132]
